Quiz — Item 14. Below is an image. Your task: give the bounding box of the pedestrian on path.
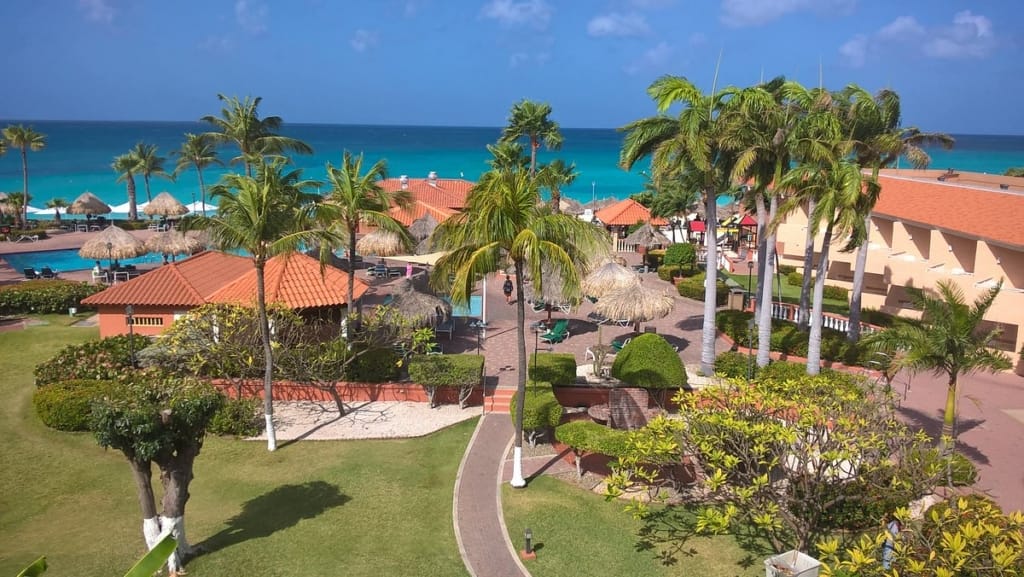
[503,275,514,304]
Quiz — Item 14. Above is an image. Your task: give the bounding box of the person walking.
[502,274,514,304]
[882,516,902,569]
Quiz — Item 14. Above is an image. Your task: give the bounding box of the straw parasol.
[356,229,409,257]
[593,282,674,331]
[582,261,640,299]
[408,213,438,242]
[143,192,189,218]
[145,230,203,259]
[78,225,147,261]
[383,278,452,327]
[67,191,111,216]
[623,222,671,249]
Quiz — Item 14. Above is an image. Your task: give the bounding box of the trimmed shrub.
[408,354,484,408]
[757,360,811,382]
[776,264,797,275]
[663,243,696,270]
[657,264,681,282]
[784,271,847,300]
[344,347,401,383]
[208,397,263,437]
[714,351,751,379]
[909,448,979,487]
[33,379,112,432]
[555,420,632,477]
[35,335,140,386]
[528,353,577,386]
[611,333,686,389]
[786,271,803,286]
[0,280,104,315]
[676,272,729,305]
[509,385,563,446]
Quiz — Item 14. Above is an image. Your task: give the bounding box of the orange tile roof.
[389,200,456,227]
[874,175,1024,249]
[81,251,252,307]
[210,252,368,309]
[379,177,473,209]
[594,198,669,226]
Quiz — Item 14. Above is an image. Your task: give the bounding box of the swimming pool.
[447,295,483,318]
[2,249,165,273]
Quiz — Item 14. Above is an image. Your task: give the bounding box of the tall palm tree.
[537,158,577,213]
[323,151,412,314]
[647,174,700,242]
[500,99,563,175]
[841,86,954,341]
[112,153,142,221]
[620,75,736,376]
[173,133,222,211]
[45,197,67,225]
[192,160,339,451]
[2,124,47,228]
[4,192,27,228]
[863,280,1011,452]
[201,94,313,176]
[130,142,173,203]
[430,165,608,487]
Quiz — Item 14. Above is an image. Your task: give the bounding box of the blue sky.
[2,0,1021,134]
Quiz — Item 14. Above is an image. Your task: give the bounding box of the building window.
[129,316,164,327]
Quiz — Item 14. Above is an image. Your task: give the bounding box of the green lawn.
[0,318,474,577]
[722,272,850,315]
[503,476,768,577]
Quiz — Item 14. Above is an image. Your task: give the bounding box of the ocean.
[1,121,1022,211]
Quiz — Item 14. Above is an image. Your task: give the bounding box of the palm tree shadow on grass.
[197,481,350,555]
[632,504,773,568]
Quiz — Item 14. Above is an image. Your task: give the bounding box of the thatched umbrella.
[623,222,671,249]
[408,213,438,242]
[67,191,111,216]
[582,261,640,299]
[558,197,584,215]
[593,282,674,332]
[356,229,409,257]
[143,192,189,218]
[145,230,203,262]
[78,225,147,268]
[415,236,435,255]
[383,278,452,328]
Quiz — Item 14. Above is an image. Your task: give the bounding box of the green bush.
[555,420,632,458]
[786,271,803,287]
[35,335,140,386]
[509,385,563,445]
[611,333,686,389]
[784,271,847,300]
[644,249,664,270]
[528,353,577,386]
[676,272,728,305]
[714,351,751,379]
[663,243,696,269]
[777,264,797,275]
[796,466,913,531]
[345,347,401,383]
[909,448,979,487]
[33,379,112,432]
[0,280,104,315]
[408,354,484,408]
[208,397,263,437]
[657,264,681,281]
[757,360,812,382]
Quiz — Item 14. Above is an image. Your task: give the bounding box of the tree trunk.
[756,196,778,368]
[20,148,30,229]
[529,139,538,176]
[255,261,277,451]
[143,173,153,202]
[940,374,958,455]
[847,212,872,341]
[196,164,208,212]
[575,450,583,479]
[127,174,138,221]
[797,196,817,331]
[700,191,719,376]
[754,194,768,317]
[510,261,528,487]
[806,225,833,376]
[158,442,200,572]
[348,227,359,322]
[551,186,561,214]
[128,459,158,523]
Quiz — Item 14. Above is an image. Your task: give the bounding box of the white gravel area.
[253,401,480,441]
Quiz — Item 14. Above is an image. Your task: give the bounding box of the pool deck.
[0,228,163,284]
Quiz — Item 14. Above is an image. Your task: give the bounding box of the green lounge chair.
[610,337,631,352]
[540,319,570,344]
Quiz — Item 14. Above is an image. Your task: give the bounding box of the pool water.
[447,295,483,318]
[3,249,165,273]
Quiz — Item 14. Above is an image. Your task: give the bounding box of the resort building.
[379,173,473,226]
[773,169,1024,369]
[81,251,368,338]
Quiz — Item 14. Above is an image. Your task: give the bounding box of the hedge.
[663,243,696,269]
[714,351,751,379]
[344,347,401,383]
[35,335,140,386]
[676,272,729,306]
[528,353,577,386]
[555,420,632,478]
[716,310,867,367]
[658,264,681,281]
[785,272,849,301]
[509,383,563,446]
[33,379,113,432]
[408,353,484,408]
[0,280,104,315]
[611,333,687,389]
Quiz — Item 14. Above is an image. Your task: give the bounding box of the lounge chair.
[15,234,40,243]
[23,268,40,280]
[586,311,610,325]
[531,300,547,313]
[610,337,631,353]
[39,267,58,279]
[540,319,570,344]
[434,318,454,341]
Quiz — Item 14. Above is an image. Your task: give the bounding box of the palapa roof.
[143,192,189,217]
[594,198,668,227]
[593,283,674,323]
[78,225,147,260]
[68,191,111,215]
[623,222,671,248]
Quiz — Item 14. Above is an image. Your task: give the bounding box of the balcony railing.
[761,300,878,335]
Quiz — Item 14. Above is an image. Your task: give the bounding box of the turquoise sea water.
[1,121,1022,211]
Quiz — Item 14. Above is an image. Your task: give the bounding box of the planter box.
[765,550,820,577]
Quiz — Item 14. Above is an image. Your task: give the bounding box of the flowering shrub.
[34,335,144,386]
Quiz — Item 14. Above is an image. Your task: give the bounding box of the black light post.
[533,327,540,377]
[746,260,754,311]
[125,304,136,368]
[524,528,534,555]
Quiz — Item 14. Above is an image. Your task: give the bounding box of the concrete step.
[483,388,518,413]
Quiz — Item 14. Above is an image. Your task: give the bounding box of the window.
[129,316,164,327]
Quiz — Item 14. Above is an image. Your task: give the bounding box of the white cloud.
[350,29,379,53]
[78,0,115,24]
[480,0,552,29]
[877,16,925,40]
[720,0,856,28]
[841,10,996,68]
[235,0,268,34]
[838,34,867,67]
[923,10,994,58]
[587,12,650,37]
[625,41,673,75]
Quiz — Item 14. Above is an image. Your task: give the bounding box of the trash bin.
[728,288,746,310]
[765,550,821,577]
[68,307,78,317]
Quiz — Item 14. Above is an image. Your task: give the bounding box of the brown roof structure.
[594,198,669,227]
[81,251,252,307]
[210,252,369,308]
[389,200,457,227]
[378,176,473,210]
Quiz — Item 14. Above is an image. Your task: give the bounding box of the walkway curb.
[452,415,486,577]
[497,434,532,577]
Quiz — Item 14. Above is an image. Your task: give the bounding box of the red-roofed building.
[594,198,670,240]
[81,251,368,338]
[774,170,1024,369]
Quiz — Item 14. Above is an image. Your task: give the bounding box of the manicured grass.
[722,272,850,315]
[502,476,767,577]
[0,320,474,577]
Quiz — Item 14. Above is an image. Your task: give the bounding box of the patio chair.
[540,319,570,344]
[39,267,58,279]
[531,300,547,313]
[586,311,610,325]
[91,269,109,283]
[15,234,40,243]
[370,263,388,278]
[23,268,40,280]
[610,337,631,353]
[434,318,454,341]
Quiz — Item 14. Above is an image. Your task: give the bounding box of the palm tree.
[649,176,700,243]
[192,160,339,451]
[863,280,1011,452]
[130,142,173,203]
[841,86,954,341]
[537,159,577,213]
[486,141,530,172]
[500,99,563,175]
[45,197,67,225]
[2,124,47,228]
[112,153,142,221]
[620,75,736,376]
[173,133,222,211]
[430,165,608,487]
[323,151,412,314]
[201,94,312,176]
[4,192,27,228]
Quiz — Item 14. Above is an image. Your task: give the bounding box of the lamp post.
[591,181,596,204]
[746,260,754,311]
[520,527,536,560]
[125,304,136,368]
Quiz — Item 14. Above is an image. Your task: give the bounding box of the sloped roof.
[378,177,473,210]
[739,214,757,227]
[873,175,1024,249]
[210,252,369,308]
[594,198,669,226]
[389,200,456,227]
[81,251,252,307]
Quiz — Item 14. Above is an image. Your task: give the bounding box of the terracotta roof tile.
[379,177,473,210]
[210,252,368,309]
[874,175,1024,248]
[80,251,251,307]
[594,198,669,226]
[389,200,456,227]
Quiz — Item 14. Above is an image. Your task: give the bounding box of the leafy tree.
[4,192,27,228]
[2,124,46,228]
[499,99,563,175]
[91,375,223,575]
[862,280,1012,452]
[172,133,222,211]
[201,94,312,176]
[537,158,577,214]
[130,142,173,203]
[112,152,142,220]
[647,174,699,242]
[430,163,608,487]
[629,191,655,207]
[44,197,67,225]
[1004,166,1024,177]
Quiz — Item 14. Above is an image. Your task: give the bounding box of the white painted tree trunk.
[807,228,833,376]
[160,515,192,556]
[510,446,526,487]
[265,413,277,451]
[141,516,184,574]
[700,192,719,376]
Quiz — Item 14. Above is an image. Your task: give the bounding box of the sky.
[2,0,1022,134]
